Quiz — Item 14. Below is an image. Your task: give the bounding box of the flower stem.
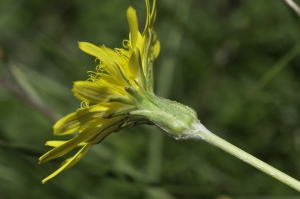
[194,122,300,192]
[284,0,300,17]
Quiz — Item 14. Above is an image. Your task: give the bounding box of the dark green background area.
[1,0,300,198]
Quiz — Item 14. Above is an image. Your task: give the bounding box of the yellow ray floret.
[127,7,139,50]
[40,0,160,183]
[78,42,129,86]
[45,140,87,147]
[53,103,125,136]
[72,81,126,104]
[41,144,91,184]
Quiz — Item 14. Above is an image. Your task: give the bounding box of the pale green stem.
[194,122,300,192]
[284,0,300,17]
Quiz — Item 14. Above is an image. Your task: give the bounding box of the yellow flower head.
[39,0,160,183]
[39,0,198,184]
[38,1,300,190]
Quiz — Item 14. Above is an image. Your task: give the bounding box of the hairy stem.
[284,0,300,17]
[194,122,300,192]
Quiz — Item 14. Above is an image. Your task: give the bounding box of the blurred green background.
[1,0,300,198]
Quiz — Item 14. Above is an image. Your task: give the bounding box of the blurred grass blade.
[10,63,45,107]
[8,63,60,121]
[249,44,300,97]
[11,62,71,99]
[0,139,42,157]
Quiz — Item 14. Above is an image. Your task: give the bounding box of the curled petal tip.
[126,7,139,49]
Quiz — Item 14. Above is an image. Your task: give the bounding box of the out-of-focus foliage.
[1,0,300,198]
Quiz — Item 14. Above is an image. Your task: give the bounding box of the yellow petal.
[61,145,89,170]
[128,48,145,88]
[39,122,103,163]
[128,49,140,78]
[89,124,116,145]
[126,7,138,50]
[40,117,123,164]
[80,103,123,118]
[42,144,91,183]
[53,112,80,136]
[78,42,127,86]
[153,40,160,58]
[72,81,125,104]
[75,103,124,125]
[136,32,144,55]
[88,117,126,145]
[79,42,113,66]
[53,104,113,136]
[45,140,86,147]
[99,46,126,70]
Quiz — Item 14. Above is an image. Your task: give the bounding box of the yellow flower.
[39,0,160,183]
[38,1,300,190]
[39,0,199,184]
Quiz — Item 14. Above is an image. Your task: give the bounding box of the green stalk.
[284,0,300,17]
[195,122,300,192]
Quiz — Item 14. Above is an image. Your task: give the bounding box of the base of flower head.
[124,89,200,140]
